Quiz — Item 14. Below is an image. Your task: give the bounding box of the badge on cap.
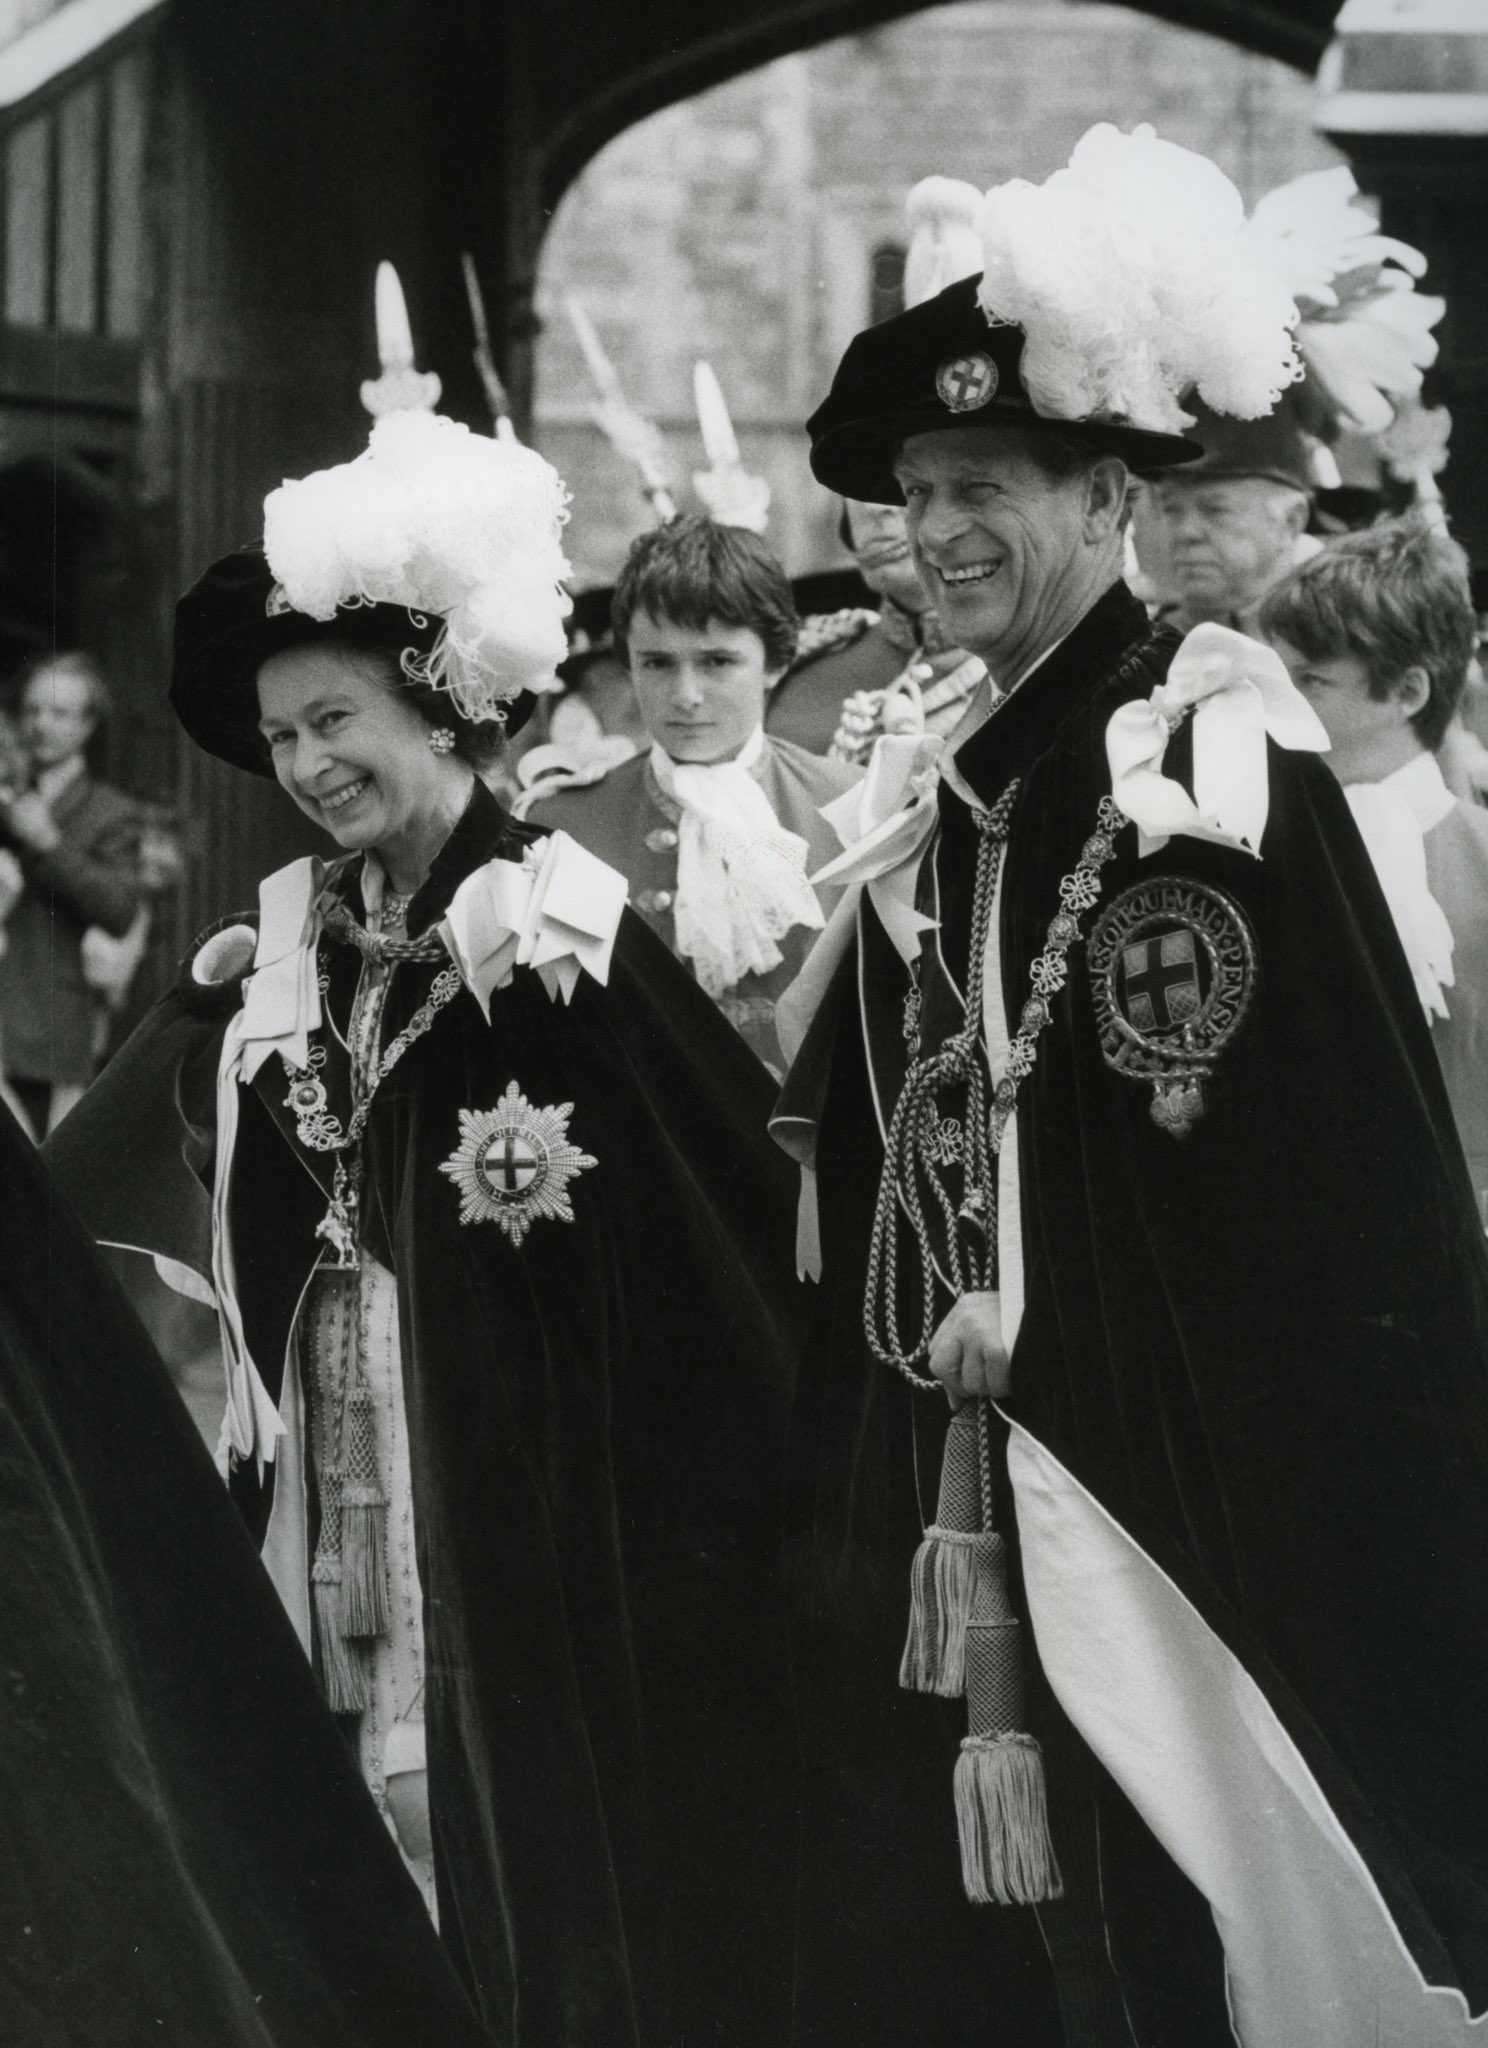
[935,352,999,414]
[439,1082,597,1246]
[1086,879,1257,1140]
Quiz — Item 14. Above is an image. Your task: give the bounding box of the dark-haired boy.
[1264,513,1488,1199]
[525,515,861,1074]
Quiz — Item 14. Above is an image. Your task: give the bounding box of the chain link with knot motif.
[282,962,464,1266]
[864,788,1125,1391]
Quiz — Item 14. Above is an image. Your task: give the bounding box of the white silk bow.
[439,830,627,1012]
[814,731,945,959]
[775,731,944,1067]
[1105,623,1329,858]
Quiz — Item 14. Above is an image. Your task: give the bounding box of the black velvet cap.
[807,275,1202,504]
[1167,393,1314,496]
[170,547,533,776]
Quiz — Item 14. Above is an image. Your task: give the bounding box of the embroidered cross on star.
[439,1083,597,1247]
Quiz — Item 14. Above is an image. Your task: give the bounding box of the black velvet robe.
[49,783,803,2048]
[2,1099,491,2048]
[776,581,1488,2043]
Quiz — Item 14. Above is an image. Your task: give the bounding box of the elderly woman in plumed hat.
[50,408,801,2048]
[776,126,1488,2046]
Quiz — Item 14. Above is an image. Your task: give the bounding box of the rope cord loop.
[864,781,1018,1390]
[863,772,1127,1395]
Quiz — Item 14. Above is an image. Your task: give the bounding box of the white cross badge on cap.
[439,1082,597,1246]
[936,352,999,413]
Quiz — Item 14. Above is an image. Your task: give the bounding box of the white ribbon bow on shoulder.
[1106,622,1329,859]
[812,730,946,960]
[775,731,945,1069]
[440,830,628,1012]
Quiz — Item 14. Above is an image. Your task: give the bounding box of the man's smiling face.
[892,425,1102,677]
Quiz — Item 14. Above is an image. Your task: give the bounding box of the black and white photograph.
[2,0,1487,2042]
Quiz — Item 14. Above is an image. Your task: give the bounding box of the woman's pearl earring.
[428,727,457,756]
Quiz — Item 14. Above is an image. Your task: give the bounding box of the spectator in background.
[769,498,986,759]
[524,515,860,1075]
[80,802,185,1063]
[0,652,141,1138]
[1263,514,1488,1206]
[1146,400,1321,636]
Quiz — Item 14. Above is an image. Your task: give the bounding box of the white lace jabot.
[1344,750,1456,1023]
[649,725,823,997]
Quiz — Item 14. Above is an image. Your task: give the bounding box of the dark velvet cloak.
[2,1099,491,2048]
[48,782,803,2048]
[776,582,1488,2043]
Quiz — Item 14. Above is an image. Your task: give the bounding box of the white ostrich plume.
[904,176,984,309]
[974,123,1303,434]
[263,411,572,722]
[1241,166,1442,437]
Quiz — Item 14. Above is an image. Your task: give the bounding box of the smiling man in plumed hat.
[776,123,1488,2046]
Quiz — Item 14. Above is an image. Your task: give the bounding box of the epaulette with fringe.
[512,758,619,822]
[788,607,880,672]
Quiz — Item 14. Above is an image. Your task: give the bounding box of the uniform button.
[644,826,679,853]
[636,888,674,914]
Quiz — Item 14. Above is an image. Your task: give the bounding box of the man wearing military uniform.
[526,515,858,1074]
[776,127,1488,2047]
[770,492,986,763]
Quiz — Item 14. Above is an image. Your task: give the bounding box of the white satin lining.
[1004,1421,1487,2044]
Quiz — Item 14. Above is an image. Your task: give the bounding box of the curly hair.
[323,647,508,770]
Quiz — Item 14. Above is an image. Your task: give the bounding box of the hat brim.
[811,406,1202,505]
[170,550,535,777]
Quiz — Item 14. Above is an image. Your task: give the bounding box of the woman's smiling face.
[257,642,458,857]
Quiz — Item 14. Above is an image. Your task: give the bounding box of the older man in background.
[1144,401,1320,635]
[777,125,1488,2048]
[0,652,141,1137]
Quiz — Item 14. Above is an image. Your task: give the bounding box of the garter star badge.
[439,1083,597,1246]
[936,351,998,413]
[1086,879,1257,1140]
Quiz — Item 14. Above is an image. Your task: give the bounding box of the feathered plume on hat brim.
[261,410,573,726]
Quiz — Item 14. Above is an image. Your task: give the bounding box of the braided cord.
[322,897,448,965]
[864,785,1126,1392]
[865,783,1017,1389]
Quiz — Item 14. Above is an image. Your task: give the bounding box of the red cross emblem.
[1120,929,1200,1033]
[478,1129,541,1201]
[935,352,998,413]
[440,1084,597,1246]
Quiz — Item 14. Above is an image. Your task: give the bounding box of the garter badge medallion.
[439,1083,597,1246]
[935,351,998,413]
[1086,879,1257,1140]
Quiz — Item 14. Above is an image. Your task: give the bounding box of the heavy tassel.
[340,1489,390,1639]
[901,1528,999,1695]
[955,1732,1062,1906]
[339,1376,389,1638]
[313,1559,368,1714]
[954,1537,1062,1905]
[901,1402,985,1695]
